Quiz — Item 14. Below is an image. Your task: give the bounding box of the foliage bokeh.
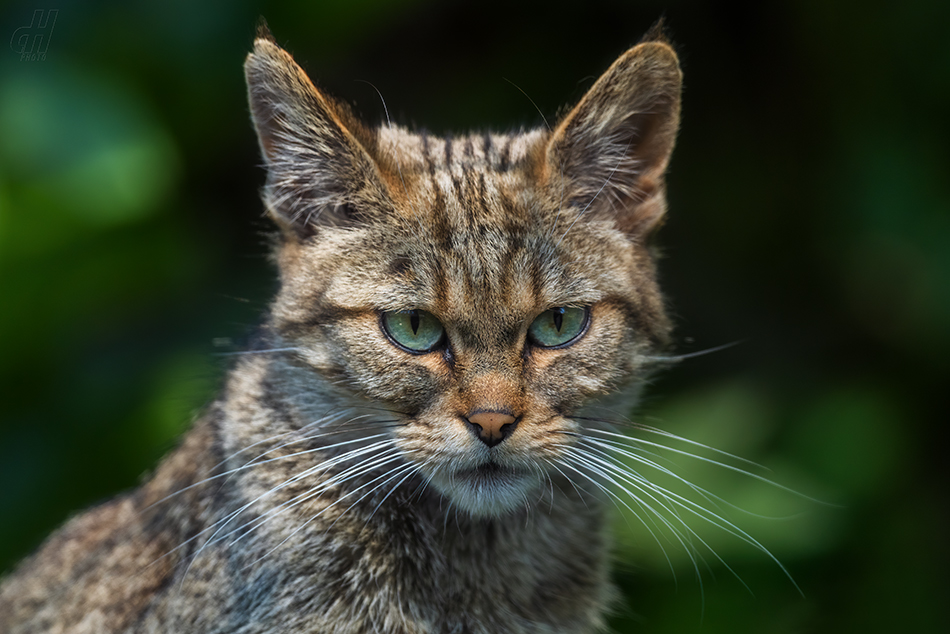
[1,1,947,631]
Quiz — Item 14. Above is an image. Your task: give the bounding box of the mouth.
[426,460,540,517]
[459,461,529,483]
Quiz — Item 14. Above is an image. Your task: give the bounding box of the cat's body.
[0,27,681,633]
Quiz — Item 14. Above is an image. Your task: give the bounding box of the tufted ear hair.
[245,27,390,239]
[545,34,682,239]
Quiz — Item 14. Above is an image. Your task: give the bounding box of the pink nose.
[466,411,518,448]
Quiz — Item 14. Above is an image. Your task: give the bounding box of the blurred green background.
[1,0,947,631]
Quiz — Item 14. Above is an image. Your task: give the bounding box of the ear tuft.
[255,17,275,43]
[639,17,671,46]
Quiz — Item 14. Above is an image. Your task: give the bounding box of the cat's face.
[245,32,681,516]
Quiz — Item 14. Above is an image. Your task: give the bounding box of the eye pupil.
[527,306,589,348]
[381,309,445,354]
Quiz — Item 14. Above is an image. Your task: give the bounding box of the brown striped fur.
[0,26,682,633]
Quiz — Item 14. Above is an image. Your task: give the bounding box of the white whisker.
[559,437,803,595]
[584,426,820,503]
[247,461,418,568]
[555,454,683,584]
[215,346,304,356]
[169,439,397,569]
[640,341,743,363]
[217,445,402,549]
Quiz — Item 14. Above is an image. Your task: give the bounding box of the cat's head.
[244,28,681,517]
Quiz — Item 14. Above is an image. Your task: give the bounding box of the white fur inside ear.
[245,42,395,238]
[546,42,681,237]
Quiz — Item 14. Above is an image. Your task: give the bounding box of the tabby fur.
[0,25,682,634]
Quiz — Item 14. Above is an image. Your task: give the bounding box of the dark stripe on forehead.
[476,172,489,216]
[444,134,453,166]
[430,185,451,246]
[388,255,412,277]
[419,132,450,241]
[482,133,493,162]
[499,136,513,172]
[496,238,518,300]
[421,132,435,175]
[430,257,449,313]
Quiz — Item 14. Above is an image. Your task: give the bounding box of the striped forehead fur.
[241,31,684,379]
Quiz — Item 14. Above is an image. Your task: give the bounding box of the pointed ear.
[545,39,682,238]
[245,35,387,238]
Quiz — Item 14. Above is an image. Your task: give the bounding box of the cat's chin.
[428,463,542,518]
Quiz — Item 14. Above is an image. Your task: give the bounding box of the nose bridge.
[465,370,520,411]
[460,365,524,449]
[459,343,523,409]
[449,298,528,416]
[453,325,527,449]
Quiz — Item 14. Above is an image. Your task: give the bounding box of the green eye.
[381,309,446,353]
[528,306,589,348]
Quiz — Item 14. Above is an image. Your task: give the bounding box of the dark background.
[1,1,947,631]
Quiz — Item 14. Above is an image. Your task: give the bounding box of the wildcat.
[0,24,682,633]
